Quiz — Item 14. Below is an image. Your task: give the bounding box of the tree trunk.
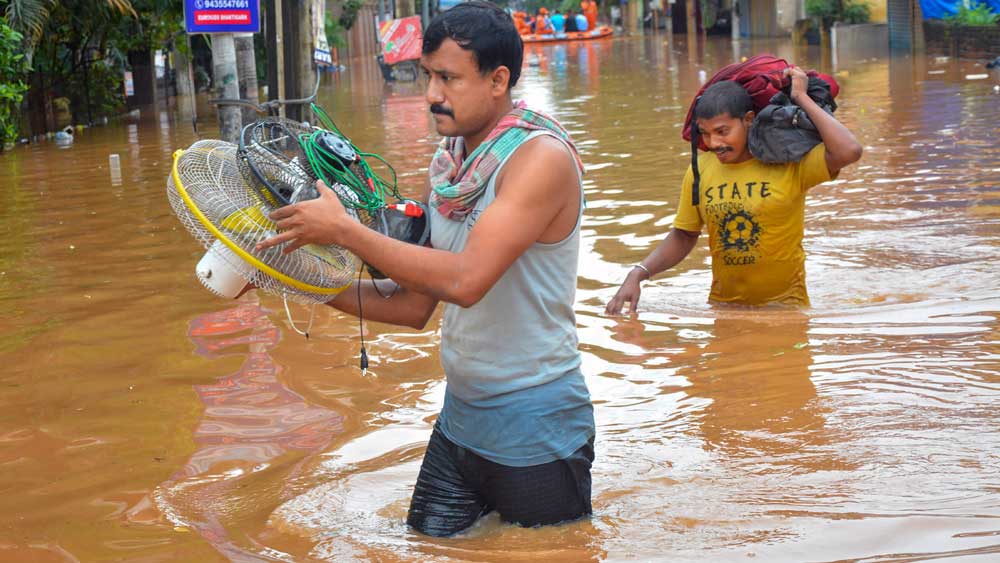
[235,33,260,125]
[298,0,318,122]
[128,50,157,106]
[174,38,196,96]
[175,37,198,131]
[27,70,54,137]
[211,34,242,143]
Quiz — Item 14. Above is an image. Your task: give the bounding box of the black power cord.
[356,267,368,376]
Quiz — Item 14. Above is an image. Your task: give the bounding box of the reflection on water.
[1,33,999,562]
[682,314,825,458]
[151,300,343,562]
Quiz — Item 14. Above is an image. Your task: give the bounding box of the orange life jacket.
[513,12,531,35]
[583,0,598,29]
[536,16,553,34]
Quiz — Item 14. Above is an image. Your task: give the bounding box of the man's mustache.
[715,147,733,154]
[430,104,454,118]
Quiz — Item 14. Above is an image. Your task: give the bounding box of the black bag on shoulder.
[748,76,838,164]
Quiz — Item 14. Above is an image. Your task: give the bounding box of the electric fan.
[237,108,429,279]
[169,111,428,365]
[166,139,361,304]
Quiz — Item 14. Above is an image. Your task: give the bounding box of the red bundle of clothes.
[682,54,839,152]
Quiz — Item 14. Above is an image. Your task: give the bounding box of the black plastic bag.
[365,203,430,279]
[748,76,837,164]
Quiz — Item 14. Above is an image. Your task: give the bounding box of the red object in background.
[681,54,840,152]
[379,16,423,65]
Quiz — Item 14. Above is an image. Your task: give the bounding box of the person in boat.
[513,10,531,35]
[258,0,595,537]
[605,73,863,313]
[535,7,554,34]
[582,0,598,31]
[551,9,566,33]
[575,9,589,31]
[565,9,579,32]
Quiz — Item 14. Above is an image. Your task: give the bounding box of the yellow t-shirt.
[673,144,833,306]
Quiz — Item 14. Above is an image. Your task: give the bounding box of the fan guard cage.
[166,139,360,304]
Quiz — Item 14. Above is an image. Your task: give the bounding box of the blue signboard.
[184,0,260,33]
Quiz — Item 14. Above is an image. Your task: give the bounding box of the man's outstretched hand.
[605,269,645,316]
[256,180,354,254]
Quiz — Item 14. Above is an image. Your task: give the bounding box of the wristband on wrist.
[633,263,652,279]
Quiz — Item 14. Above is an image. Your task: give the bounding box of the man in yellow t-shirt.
[606,69,863,312]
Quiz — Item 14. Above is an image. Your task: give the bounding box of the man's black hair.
[422,0,523,90]
[693,80,754,122]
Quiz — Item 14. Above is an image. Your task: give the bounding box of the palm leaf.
[5,0,137,47]
[4,0,55,44]
[105,0,136,18]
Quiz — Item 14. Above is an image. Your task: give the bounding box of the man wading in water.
[258,1,595,536]
[606,72,863,312]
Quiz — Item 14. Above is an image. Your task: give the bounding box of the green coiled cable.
[298,104,403,212]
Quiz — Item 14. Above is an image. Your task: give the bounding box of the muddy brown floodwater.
[2,33,999,562]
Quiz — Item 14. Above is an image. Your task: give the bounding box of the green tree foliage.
[325,12,347,49]
[3,0,54,48]
[702,0,722,29]
[3,0,136,54]
[339,0,364,29]
[806,0,871,29]
[840,1,872,23]
[558,0,580,13]
[27,0,132,122]
[945,1,1000,25]
[508,0,576,17]
[0,17,30,146]
[3,0,185,126]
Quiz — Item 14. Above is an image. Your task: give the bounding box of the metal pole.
[281,0,302,121]
[266,0,279,103]
[184,36,198,133]
[732,0,740,41]
[276,0,285,117]
[686,0,696,36]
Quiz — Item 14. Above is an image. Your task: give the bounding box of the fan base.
[196,241,253,299]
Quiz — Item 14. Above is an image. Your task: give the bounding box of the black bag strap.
[689,95,702,207]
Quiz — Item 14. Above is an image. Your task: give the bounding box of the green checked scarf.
[429,101,584,221]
